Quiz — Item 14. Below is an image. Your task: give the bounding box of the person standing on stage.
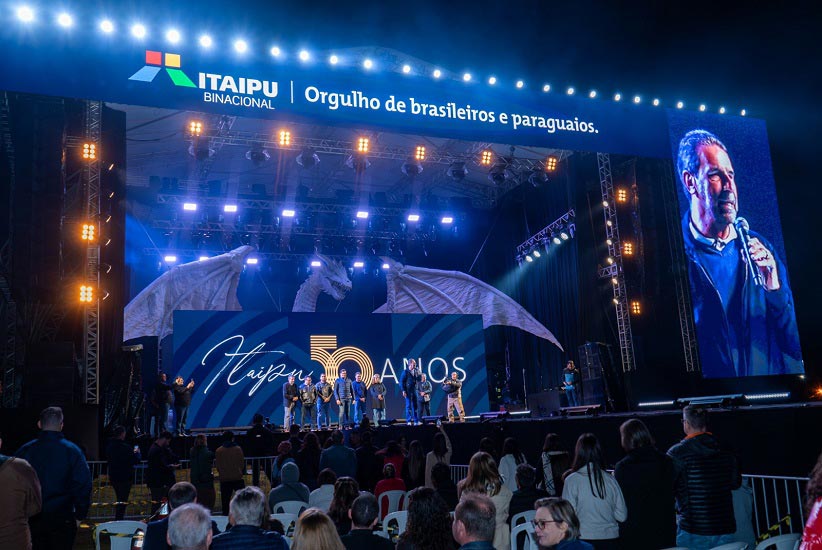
[352,372,368,425]
[370,374,387,423]
[400,359,422,425]
[443,371,465,423]
[334,369,354,428]
[563,361,580,407]
[282,375,300,432]
[417,373,433,418]
[300,375,318,430]
[152,372,173,437]
[316,373,334,428]
[172,376,195,436]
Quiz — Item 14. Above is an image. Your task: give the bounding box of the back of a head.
[534,497,581,540]
[317,468,337,487]
[515,463,537,489]
[292,508,344,550]
[229,486,266,527]
[168,482,198,510]
[330,429,344,445]
[39,406,64,431]
[383,462,396,479]
[502,437,520,458]
[167,503,212,550]
[359,430,372,446]
[281,461,300,483]
[222,430,234,443]
[252,413,264,425]
[350,493,379,528]
[432,432,447,457]
[455,493,496,543]
[683,405,708,432]
[431,462,451,488]
[542,433,563,453]
[572,433,605,471]
[112,425,126,438]
[478,437,496,457]
[620,418,655,452]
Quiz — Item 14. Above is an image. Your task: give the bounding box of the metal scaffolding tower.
[596,153,636,372]
[83,101,102,404]
[1,92,19,407]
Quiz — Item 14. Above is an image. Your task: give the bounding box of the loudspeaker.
[530,390,561,417]
[577,342,626,412]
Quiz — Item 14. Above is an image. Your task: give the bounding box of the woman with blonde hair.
[457,451,513,550]
[291,508,345,550]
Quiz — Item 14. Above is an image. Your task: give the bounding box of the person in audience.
[328,476,360,536]
[499,437,528,493]
[403,440,426,490]
[246,413,275,487]
[379,439,406,474]
[375,463,407,518]
[147,430,180,509]
[340,493,394,550]
[166,503,212,550]
[0,431,41,550]
[268,462,310,511]
[478,437,498,463]
[562,433,627,550]
[452,493,497,550]
[144,482,219,550]
[212,486,287,549]
[297,432,322,490]
[270,440,295,487]
[457,451,513,550]
[425,424,453,488]
[801,450,822,548]
[613,419,675,550]
[667,405,740,550]
[215,430,246,516]
[106,425,141,520]
[288,424,304,455]
[532,497,593,550]
[355,430,381,492]
[16,406,92,550]
[189,434,215,511]
[292,508,345,550]
[398,487,457,550]
[508,463,550,524]
[732,475,756,548]
[309,468,338,511]
[319,429,358,479]
[432,462,459,510]
[539,433,571,496]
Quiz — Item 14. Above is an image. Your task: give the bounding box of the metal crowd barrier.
[744,474,809,537]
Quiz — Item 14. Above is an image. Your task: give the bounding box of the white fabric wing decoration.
[123,245,254,342]
[374,258,563,351]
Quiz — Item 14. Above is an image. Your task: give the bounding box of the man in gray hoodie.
[267,462,310,512]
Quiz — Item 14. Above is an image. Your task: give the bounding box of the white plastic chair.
[709,543,748,550]
[755,534,802,550]
[511,509,536,527]
[212,515,230,532]
[270,512,299,535]
[272,500,309,516]
[94,521,146,550]
[378,490,407,518]
[382,510,408,538]
[510,521,535,550]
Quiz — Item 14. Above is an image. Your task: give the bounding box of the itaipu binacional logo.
[310,335,374,388]
[128,50,279,110]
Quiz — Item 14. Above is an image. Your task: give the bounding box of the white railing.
[745,474,808,537]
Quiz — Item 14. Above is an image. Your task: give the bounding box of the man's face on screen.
[688,144,738,235]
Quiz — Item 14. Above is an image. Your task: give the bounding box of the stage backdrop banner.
[173,311,489,428]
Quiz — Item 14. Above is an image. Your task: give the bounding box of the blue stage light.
[246,258,259,265]
[57,12,73,28]
[676,101,684,109]
[719,106,726,114]
[516,80,524,89]
[198,34,213,48]
[462,72,472,82]
[432,69,442,79]
[402,64,411,74]
[653,98,660,106]
[699,104,706,112]
[589,90,597,98]
[299,50,310,62]
[407,213,420,222]
[131,23,147,39]
[614,93,622,101]
[270,46,282,57]
[282,209,296,218]
[329,54,339,65]
[566,87,575,95]
[488,76,497,85]
[16,6,35,23]
[633,95,641,104]
[363,58,373,69]
[164,255,177,263]
[740,109,747,116]
[234,39,248,53]
[99,19,114,33]
[311,260,322,267]
[353,261,365,268]
[441,216,454,224]
[542,84,551,92]
[356,211,369,219]
[166,29,181,44]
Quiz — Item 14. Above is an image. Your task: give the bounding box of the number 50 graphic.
[310,335,374,387]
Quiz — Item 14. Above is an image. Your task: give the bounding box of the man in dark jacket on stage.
[334,369,354,428]
[667,405,740,549]
[300,375,318,430]
[400,359,421,425]
[282,375,299,432]
[153,372,173,437]
[351,372,367,425]
[172,376,195,436]
[316,373,335,428]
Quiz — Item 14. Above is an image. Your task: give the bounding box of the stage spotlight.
[740,109,747,116]
[99,19,114,33]
[614,93,622,101]
[363,58,373,69]
[131,24,147,39]
[298,49,310,62]
[199,256,209,261]
[16,6,34,22]
[653,98,660,106]
[82,143,97,160]
[602,200,609,207]
[516,80,524,88]
[382,263,390,270]
[463,73,472,82]
[223,204,238,213]
[542,84,551,92]
[606,257,614,264]
[310,260,322,267]
[270,46,281,57]
[447,162,468,181]
[623,242,634,255]
[329,54,339,65]
[633,95,641,104]
[234,39,248,53]
[81,224,95,241]
[481,150,493,166]
[552,236,561,245]
[441,216,454,224]
[57,13,73,28]
[676,101,684,109]
[488,76,497,85]
[353,261,365,268]
[245,149,270,164]
[282,209,296,218]
[246,258,259,265]
[188,120,203,136]
[488,164,507,185]
[296,148,320,168]
[545,156,558,171]
[356,211,369,219]
[414,145,426,161]
[560,231,569,240]
[612,297,619,304]
[164,255,177,263]
[606,220,613,227]
[719,106,726,114]
[402,161,423,176]
[433,69,442,79]
[199,35,213,48]
[611,277,618,285]
[532,249,541,258]
[183,203,197,211]
[567,87,575,95]
[699,104,706,112]
[357,137,369,153]
[407,214,420,222]
[188,144,214,160]
[525,255,533,263]
[631,301,640,314]
[606,238,613,246]
[79,285,94,302]
[589,90,597,98]
[279,130,291,146]
[617,188,627,202]
[346,154,370,171]
[402,64,411,74]
[528,170,548,187]
[166,28,181,44]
